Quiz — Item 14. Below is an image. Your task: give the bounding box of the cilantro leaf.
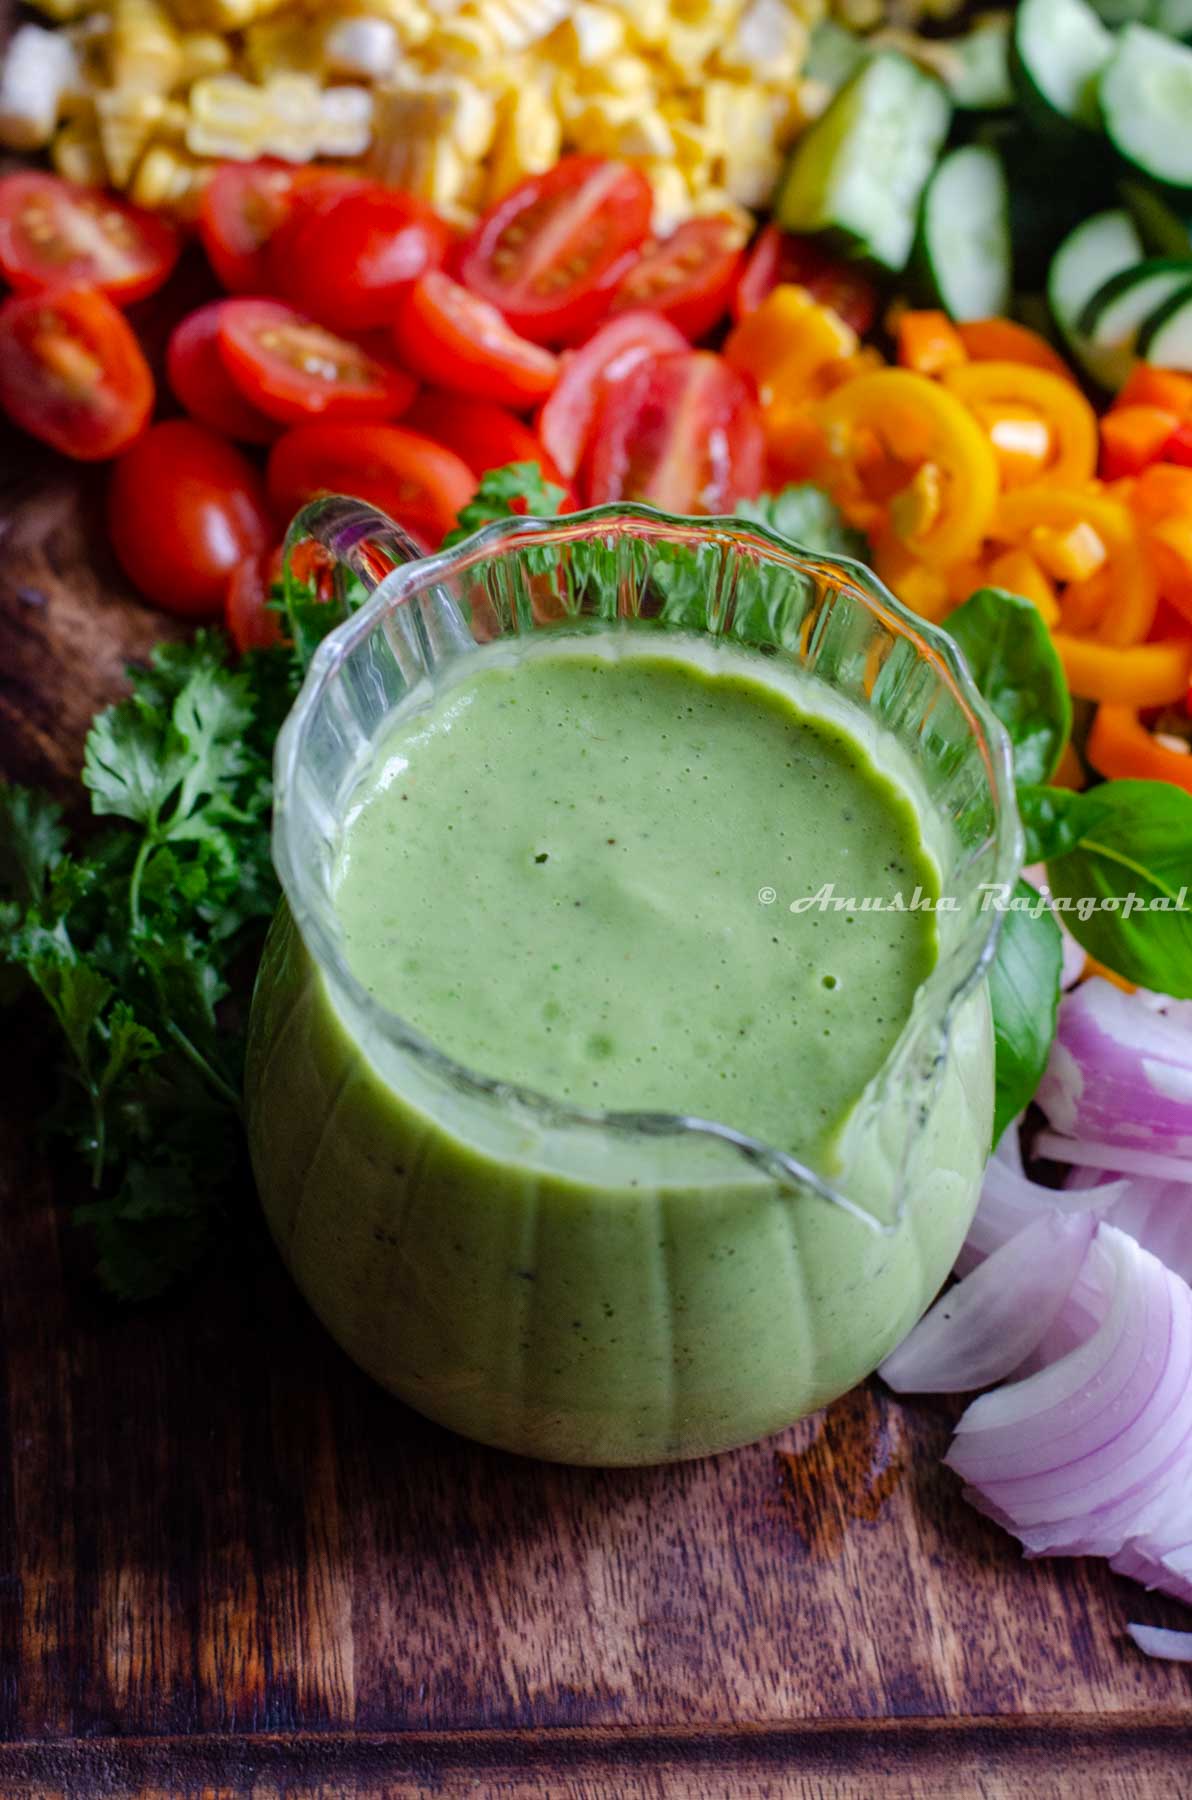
[735,486,867,561]
[443,461,567,545]
[0,787,68,905]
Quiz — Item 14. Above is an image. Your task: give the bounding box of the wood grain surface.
[1,438,1190,1800]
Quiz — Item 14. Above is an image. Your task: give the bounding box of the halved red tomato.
[269,183,452,332]
[226,544,285,652]
[584,350,765,514]
[403,390,563,484]
[456,156,652,345]
[732,223,877,335]
[166,300,280,445]
[197,160,363,294]
[267,421,476,542]
[0,284,153,460]
[393,270,557,409]
[108,419,271,615]
[537,310,687,480]
[611,215,748,341]
[217,298,416,424]
[0,172,179,306]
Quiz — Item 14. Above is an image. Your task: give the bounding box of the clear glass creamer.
[245,500,1022,1466]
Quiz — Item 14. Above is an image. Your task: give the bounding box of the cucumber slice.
[1153,0,1192,35]
[1013,0,1114,132]
[1049,209,1145,386]
[804,19,867,92]
[1120,176,1192,254]
[916,145,1012,320]
[1078,257,1192,368]
[1138,281,1192,363]
[946,19,1014,111]
[774,53,952,274]
[1101,25,1192,190]
[1089,0,1192,30]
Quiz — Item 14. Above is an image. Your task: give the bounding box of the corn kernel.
[186,74,269,157]
[96,87,166,183]
[644,160,694,235]
[0,23,83,151]
[601,0,669,46]
[129,142,212,213]
[572,52,655,97]
[262,74,326,160]
[486,83,561,198]
[317,85,374,157]
[610,108,674,160]
[554,3,626,62]
[718,0,809,86]
[178,30,232,82]
[52,114,110,186]
[243,15,325,81]
[108,0,184,95]
[322,15,400,80]
[477,0,571,52]
[354,0,433,48]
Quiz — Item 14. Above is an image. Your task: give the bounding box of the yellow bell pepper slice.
[817,369,999,568]
[985,547,1060,626]
[992,488,1157,646]
[942,362,1098,488]
[1052,635,1192,705]
[870,529,951,622]
[724,284,857,407]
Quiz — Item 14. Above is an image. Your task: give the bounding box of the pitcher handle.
[282,494,428,597]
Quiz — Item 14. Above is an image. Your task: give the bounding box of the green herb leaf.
[987,881,1063,1145]
[0,787,68,905]
[443,461,567,547]
[1041,780,1192,996]
[735,485,867,561]
[945,588,1072,786]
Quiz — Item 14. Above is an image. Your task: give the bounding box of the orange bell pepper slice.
[817,369,999,567]
[896,310,967,377]
[1099,405,1179,480]
[972,402,1054,487]
[1130,462,1192,520]
[1087,703,1192,792]
[1147,514,1192,626]
[870,529,951,622]
[724,284,857,406]
[1115,364,1192,415]
[956,318,1075,381]
[943,362,1098,487]
[1052,634,1192,705]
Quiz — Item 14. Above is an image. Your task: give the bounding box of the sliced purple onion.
[1114,1526,1192,1609]
[1036,1133,1192,1184]
[1036,979,1192,1154]
[946,1227,1192,1558]
[880,1212,1098,1394]
[1126,1624,1192,1663]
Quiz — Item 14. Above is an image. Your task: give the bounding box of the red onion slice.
[1037,979,1192,1153]
[946,1227,1192,1557]
[956,1152,1131,1275]
[1126,1624,1192,1663]
[1036,1133,1192,1184]
[880,1212,1098,1394]
[1114,1526,1192,1608]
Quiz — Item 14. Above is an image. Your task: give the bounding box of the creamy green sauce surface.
[334,636,940,1166]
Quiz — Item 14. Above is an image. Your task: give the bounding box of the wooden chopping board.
[0,448,1189,1800]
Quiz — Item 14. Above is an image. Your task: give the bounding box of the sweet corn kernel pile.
[0,0,845,231]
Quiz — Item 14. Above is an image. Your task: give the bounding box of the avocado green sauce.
[335,640,940,1165]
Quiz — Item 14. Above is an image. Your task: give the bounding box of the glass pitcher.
[245,499,1021,1467]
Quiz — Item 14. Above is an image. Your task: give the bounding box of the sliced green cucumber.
[1078,257,1192,372]
[774,53,952,274]
[1120,177,1192,254]
[1012,0,1114,132]
[945,19,1015,110]
[915,145,1012,320]
[803,19,867,92]
[1089,0,1192,30]
[1153,0,1192,35]
[1138,281,1192,363]
[1049,209,1145,386]
[1101,25,1192,190]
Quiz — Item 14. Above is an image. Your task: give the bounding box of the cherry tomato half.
[108,419,271,616]
[0,172,180,307]
[0,284,153,460]
[457,156,652,345]
[269,183,452,332]
[403,390,564,484]
[266,421,476,543]
[536,309,687,481]
[226,543,285,653]
[393,270,557,409]
[218,297,416,424]
[197,160,363,294]
[166,299,280,444]
[611,215,748,342]
[584,350,765,514]
[732,224,877,336]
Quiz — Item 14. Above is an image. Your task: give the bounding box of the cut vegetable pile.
[2,0,1192,1667]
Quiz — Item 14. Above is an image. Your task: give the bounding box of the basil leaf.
[945,588,1072,787]
[988,881,1063,1147]
[1044,780,1192,997]
[1016,782,1082,863]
